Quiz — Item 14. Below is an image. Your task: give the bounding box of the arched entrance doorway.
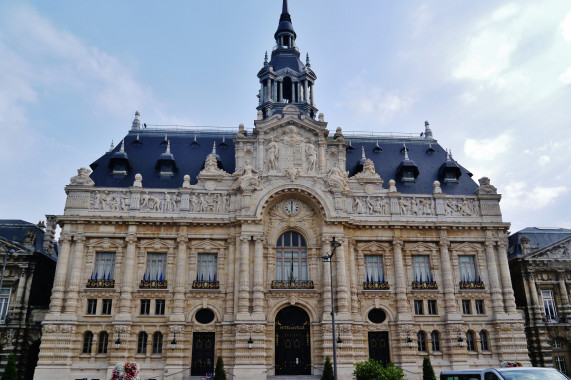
[275,305,311,375]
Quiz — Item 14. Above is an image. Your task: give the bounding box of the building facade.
[0,219,58,380]
[508,227,571,375]
[35,1,529,379]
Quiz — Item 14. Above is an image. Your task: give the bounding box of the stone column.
[279,81,283,102]
[304,80,309,102]
[252,236,264,316]
[272,80,277,101]
[224,239,235,320]
[496,241,517,314]
[439,237,459,316]
[296,82,301,103]
[485,241,505,316]
[117,233,137,321]
[393,240,409,319]
[237,235,251,317]
[527,271,540,319]
[266,78,271,101]
[47,233,72,316]
[310,83,314,105]
[322,238,332,319]
[64,235,86,316]
[334,238,350,316]
[171,235,187,321]
[558,271,570,316]
[292,82,296,102]
[348,240,359,319]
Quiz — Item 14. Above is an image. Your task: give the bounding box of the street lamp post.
[322,239,342,380]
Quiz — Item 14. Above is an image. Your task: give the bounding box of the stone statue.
[266,138,279,172]
[182,175,191,188]
[326,162,349,192]
[305,143,317,173]
[201,154,229,175]
[354,159,380,179]
[133,173,143,188]
[476,177,497,195]
[70,168,94,186]
[232,160,262,191]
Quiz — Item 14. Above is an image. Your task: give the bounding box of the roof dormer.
[108,140,131,177]
[155,140,177,178]
[438,150,462,183]
[396,143,419,183]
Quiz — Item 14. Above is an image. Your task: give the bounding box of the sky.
[0,0,570,235]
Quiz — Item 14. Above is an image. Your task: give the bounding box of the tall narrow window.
[137,332,148,354]
[145,253,167,282]
[417,331,427,352]
[92,252,115,281]
[196,254,218,282]
[140,299,151,315]
[431,331,440,352]
[0,289,11,323]
[480,331,489,351]
[414,300,424,315]
[87,299,98,315]
[412,255,432,282]
[275,232,308,284]
[555,356,568,375]
[82,331,93,354]
[462,300,472,315]
[475,300,485,314]
[466,331,476,351]
[102,299,112,315]
[459,256,477,281]
[155,299,166,315]
[98,331,109,354]
[365,255,385,283]
[152,332,163,354]
[542,290,558,322]
[427,300,438,315]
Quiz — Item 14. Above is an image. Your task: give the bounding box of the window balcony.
[459,280,485,289]
[542,315,566,324]
[412,281,438,290]
[139,280,167,289]
[271,280,314,289]
[363,281,390,290]
[86,279,115,288]
[192,280,220,290]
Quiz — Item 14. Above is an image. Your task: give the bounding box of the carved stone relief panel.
[346,196,390,215]
[444,197,479,216]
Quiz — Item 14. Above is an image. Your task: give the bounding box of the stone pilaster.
[334,237,350,317]
[393,240,410,320]
[439,236,460,319]
[237,235,251,318]
[527,271,541,320]
[485,240,505,317]
[117,233,137,321]
[496,240,517,314]
[322,238,332,320]
[558,271,570,316]
[171,234,187,322]
[46,233,71,318]
[252,236,265,317]
[224,238,236,320]
[64,235,86,316]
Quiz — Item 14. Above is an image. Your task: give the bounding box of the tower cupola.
[257,0,318,119]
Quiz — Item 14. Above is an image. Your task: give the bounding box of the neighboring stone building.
[0,219,58,380]
[508,227,571,375]
[35,1,529,379]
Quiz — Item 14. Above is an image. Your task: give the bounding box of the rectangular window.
[427,300,438,315]
[414,300,424,315]
[102,299,112,315]
[276,250,308,281]
[0,289,11,323]
[97,332,108,354]
[87,299,97,315]
[145,253,167,282]
[554,338,562,349]
[155,299,165,315]
[542,290,558,321]
[196,253,218,282]
[459,256,477,282]
[364,255,384,283]
[431,331,440,352]
[412,255,432,282]
[140,299,151,315]
[462,300,472,315]
[475,300,485,315]
[555,356,567,375]
[94,252,115,280]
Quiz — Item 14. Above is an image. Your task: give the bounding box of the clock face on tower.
[283,199,300,216]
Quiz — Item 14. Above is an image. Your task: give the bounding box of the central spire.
[275,0,296,44]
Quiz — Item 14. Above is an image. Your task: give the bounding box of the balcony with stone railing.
[271,280,314,289]
[86,278,115,288]
[363,281,390,290]
[192,280,220,289]
[459,280,485,290]
[412,280,438,290]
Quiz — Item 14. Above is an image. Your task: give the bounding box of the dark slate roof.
[0,220,48,255]
[508,227,571,259]
[269,54,305,73]
[89,130,479,195]
[90,130,236,188]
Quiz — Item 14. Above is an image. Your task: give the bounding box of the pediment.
[86,238,125,249]
[404,242,437,252]
[357,241,391,253]
[254,105,328,137]
[450,242,483,253]
[138,238,175,250]
[528,238,571,261]
[189,239,226,251]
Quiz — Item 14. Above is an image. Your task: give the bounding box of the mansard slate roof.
[89,129,478,195]
[508,227,571,259]
[0,219,56,257]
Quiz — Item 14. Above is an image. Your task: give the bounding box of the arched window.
[137,331,148,354]
[276,232,308,282]
[431,330,441,352]
[153,332,163,354]
[466,330,476,351]
[480,330,489,351]
[97,331,108,354]
[82,331,93,354]
[417,331,427,352]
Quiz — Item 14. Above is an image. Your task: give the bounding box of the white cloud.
[561,11,571,41]
[559,67,571,84]
[503,182,567,211]
[464,132,513,161]
[538,155,551,166]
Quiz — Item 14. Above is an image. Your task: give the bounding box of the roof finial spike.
[361,145,366,160]
[194,135,197,142]
[446,149,451,161]
[222,136,225,143]
[264,51,268,65]
[282,0,289,15]
[376,140,380,148]
[109,140,114,152]
[120,139,125,152]
[136,133,140,141]
[164,134,168,142]
[403,142,410,160]
[306,53,311,67]
[212,141,217,155]
[166,140,171,154]
[131,111,141,130]
[424,120,433,139]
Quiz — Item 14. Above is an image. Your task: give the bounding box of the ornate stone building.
[35,1,529,379]
[0,219,57,379]
[508,227,571,375]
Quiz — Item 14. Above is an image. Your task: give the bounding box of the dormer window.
[438,150,462,184]
[160,162,174,177]
[444,170,458,183]
[156,140,177,178]
[108,140,130,177]
[402,169,415,182]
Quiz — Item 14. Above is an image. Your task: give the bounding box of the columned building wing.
[35,1,529,379]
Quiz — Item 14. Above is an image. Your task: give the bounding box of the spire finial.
[166,140,171,154]
[109,140,114,152]
[264,51,268,65]
[403,142,410,160]
[120,139,125,152]
[424,120,433,139]
[282,0,289,17]
[361,145,366,160]
[212,141,217,155]
[164,134,168,142]
[306,53,311,67]
[131,111,141,130]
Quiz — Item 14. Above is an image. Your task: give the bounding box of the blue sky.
[1,0,570,234]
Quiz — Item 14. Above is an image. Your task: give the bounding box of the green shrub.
[423,356,436,380]
[353,359,404,380]
[321,355,334,380]
[213,356,226,380]
[1,353,18,380]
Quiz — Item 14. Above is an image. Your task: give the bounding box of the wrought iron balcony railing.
[86,279,115,288]
[271,280,314,289]
[139,279,167,289]
[459,280,485,289]
[363,281,390,290]
[412,281,438,290]
[192,280,220,289]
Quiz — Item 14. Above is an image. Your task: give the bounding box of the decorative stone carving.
[348,196,390,215]
[133,173,143,188]
[398,197,435,216]
[477,177,497,195]
[433,180,442,194]
[231,160,262,191]
[266,137,279,172]
[354,159,380,180]
[69,168,94,186]
[326,162,349,193]
[445,198,478,216]
[182,174,191,188]
[305,143,317,173]
[200,153,229,176]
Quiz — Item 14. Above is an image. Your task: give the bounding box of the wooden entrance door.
[275,306,311,375]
